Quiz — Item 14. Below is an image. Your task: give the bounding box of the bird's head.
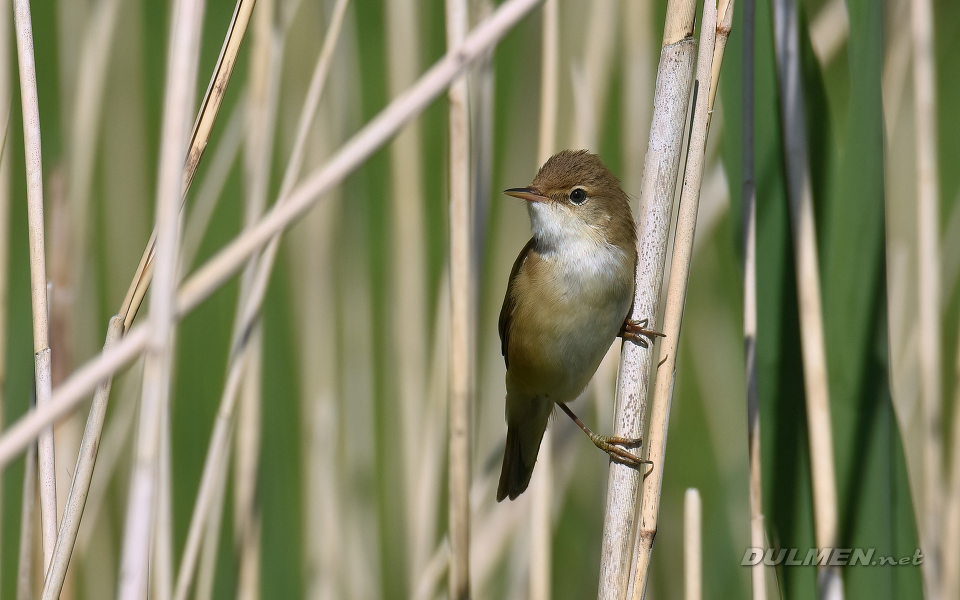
[503,150,636,253]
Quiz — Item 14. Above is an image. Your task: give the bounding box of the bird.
[496,149,662,502]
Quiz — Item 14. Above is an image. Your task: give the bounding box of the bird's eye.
[569,188,587,205]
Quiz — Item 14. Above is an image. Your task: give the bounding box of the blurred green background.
[0,0,957,598]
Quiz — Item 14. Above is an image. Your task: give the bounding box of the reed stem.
[598,2,696,597]
[446,0,472,594]
[631,2,717,596]
[772,0,843,596]
[13,0,57,568]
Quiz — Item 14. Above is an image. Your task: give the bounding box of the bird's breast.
[506,241,634,403]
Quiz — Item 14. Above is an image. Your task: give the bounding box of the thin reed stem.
[446,0,472,595]
[684,489,701,600]
[13,0,57,568]
[772,0,842,597]
[740,0,766,598]
[384,0,431,586]
[116,0,204,597]
[180,97,246,275]
[529,2,557,599]
[153,384,176,600]
[16,439,36,600]
[598,2,696,598]
[40,0,255,591]
[232,3,281,594]
[631,2,717,597]
[910,0,942,595]
[0,0,545,477]
[40,316,123,600]
[174,6,352,593]
[120,0,258,332]
[195,441,229,600]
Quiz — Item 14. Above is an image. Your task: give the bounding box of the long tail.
[496,414,550,502]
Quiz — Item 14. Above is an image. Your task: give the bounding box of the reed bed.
[0,0,953,599]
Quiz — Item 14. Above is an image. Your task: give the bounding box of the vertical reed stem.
[446,0,472,594]
[529,2,557,599]
[598,2,696,598]
[741,0,766,597]
[116,0,203,596]
[683,489,701,600]
[910,0,942,595]
[771,0,842,597]
[384,0,430,586]
[13,0,57,568]
[16,439,36,600]
[631,2,717,597]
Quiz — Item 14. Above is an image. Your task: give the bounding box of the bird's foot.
[619,318,666,348]
[557,403,652,468]
[588,433,652,467]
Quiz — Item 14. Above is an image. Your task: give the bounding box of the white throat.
[527,201,629,278]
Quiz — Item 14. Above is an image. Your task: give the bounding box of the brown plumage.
[497,150,638,501]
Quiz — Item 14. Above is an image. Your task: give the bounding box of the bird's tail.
[496,413,549,502]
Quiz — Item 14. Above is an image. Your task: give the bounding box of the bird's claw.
[620,318,665,348]
[589,433,652,467]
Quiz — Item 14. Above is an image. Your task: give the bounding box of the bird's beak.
[503,187,549,203]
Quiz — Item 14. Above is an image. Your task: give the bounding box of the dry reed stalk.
[76,358,142,556]
[116,0,204,596]
[0,323,149,470]
[413,539,450,600]
[13,0,58,567]
[0,0,544,473]
[529,2,557,599]
[40,316,123,600]
[411,280,451,600]
[597,2,696,598]
[740,0,766,598]
[180,97,247,275]
[288,8,351,597]
[684,489,701,600]
[153,386,176,600]
[233,3,281,595]
[119,0,258,332]
[16,438,37,600]
[195,441,230,600]
[40,0,254,590]
[384,0,431,585]
[173,3,349,594]
[234,331,262,600]
[709,0,734,127]
[175,0,543,316]
[944,328,960,600]
[771,0,843,597]
[910,0,942,595]
[631,3,716,597]
[446,0,472,595]
[471,0,495,266]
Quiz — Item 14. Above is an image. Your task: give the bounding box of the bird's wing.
[499,238,536,369]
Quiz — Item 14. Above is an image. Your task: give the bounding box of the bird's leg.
[619,318,666,348]
[557,403,652,467]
